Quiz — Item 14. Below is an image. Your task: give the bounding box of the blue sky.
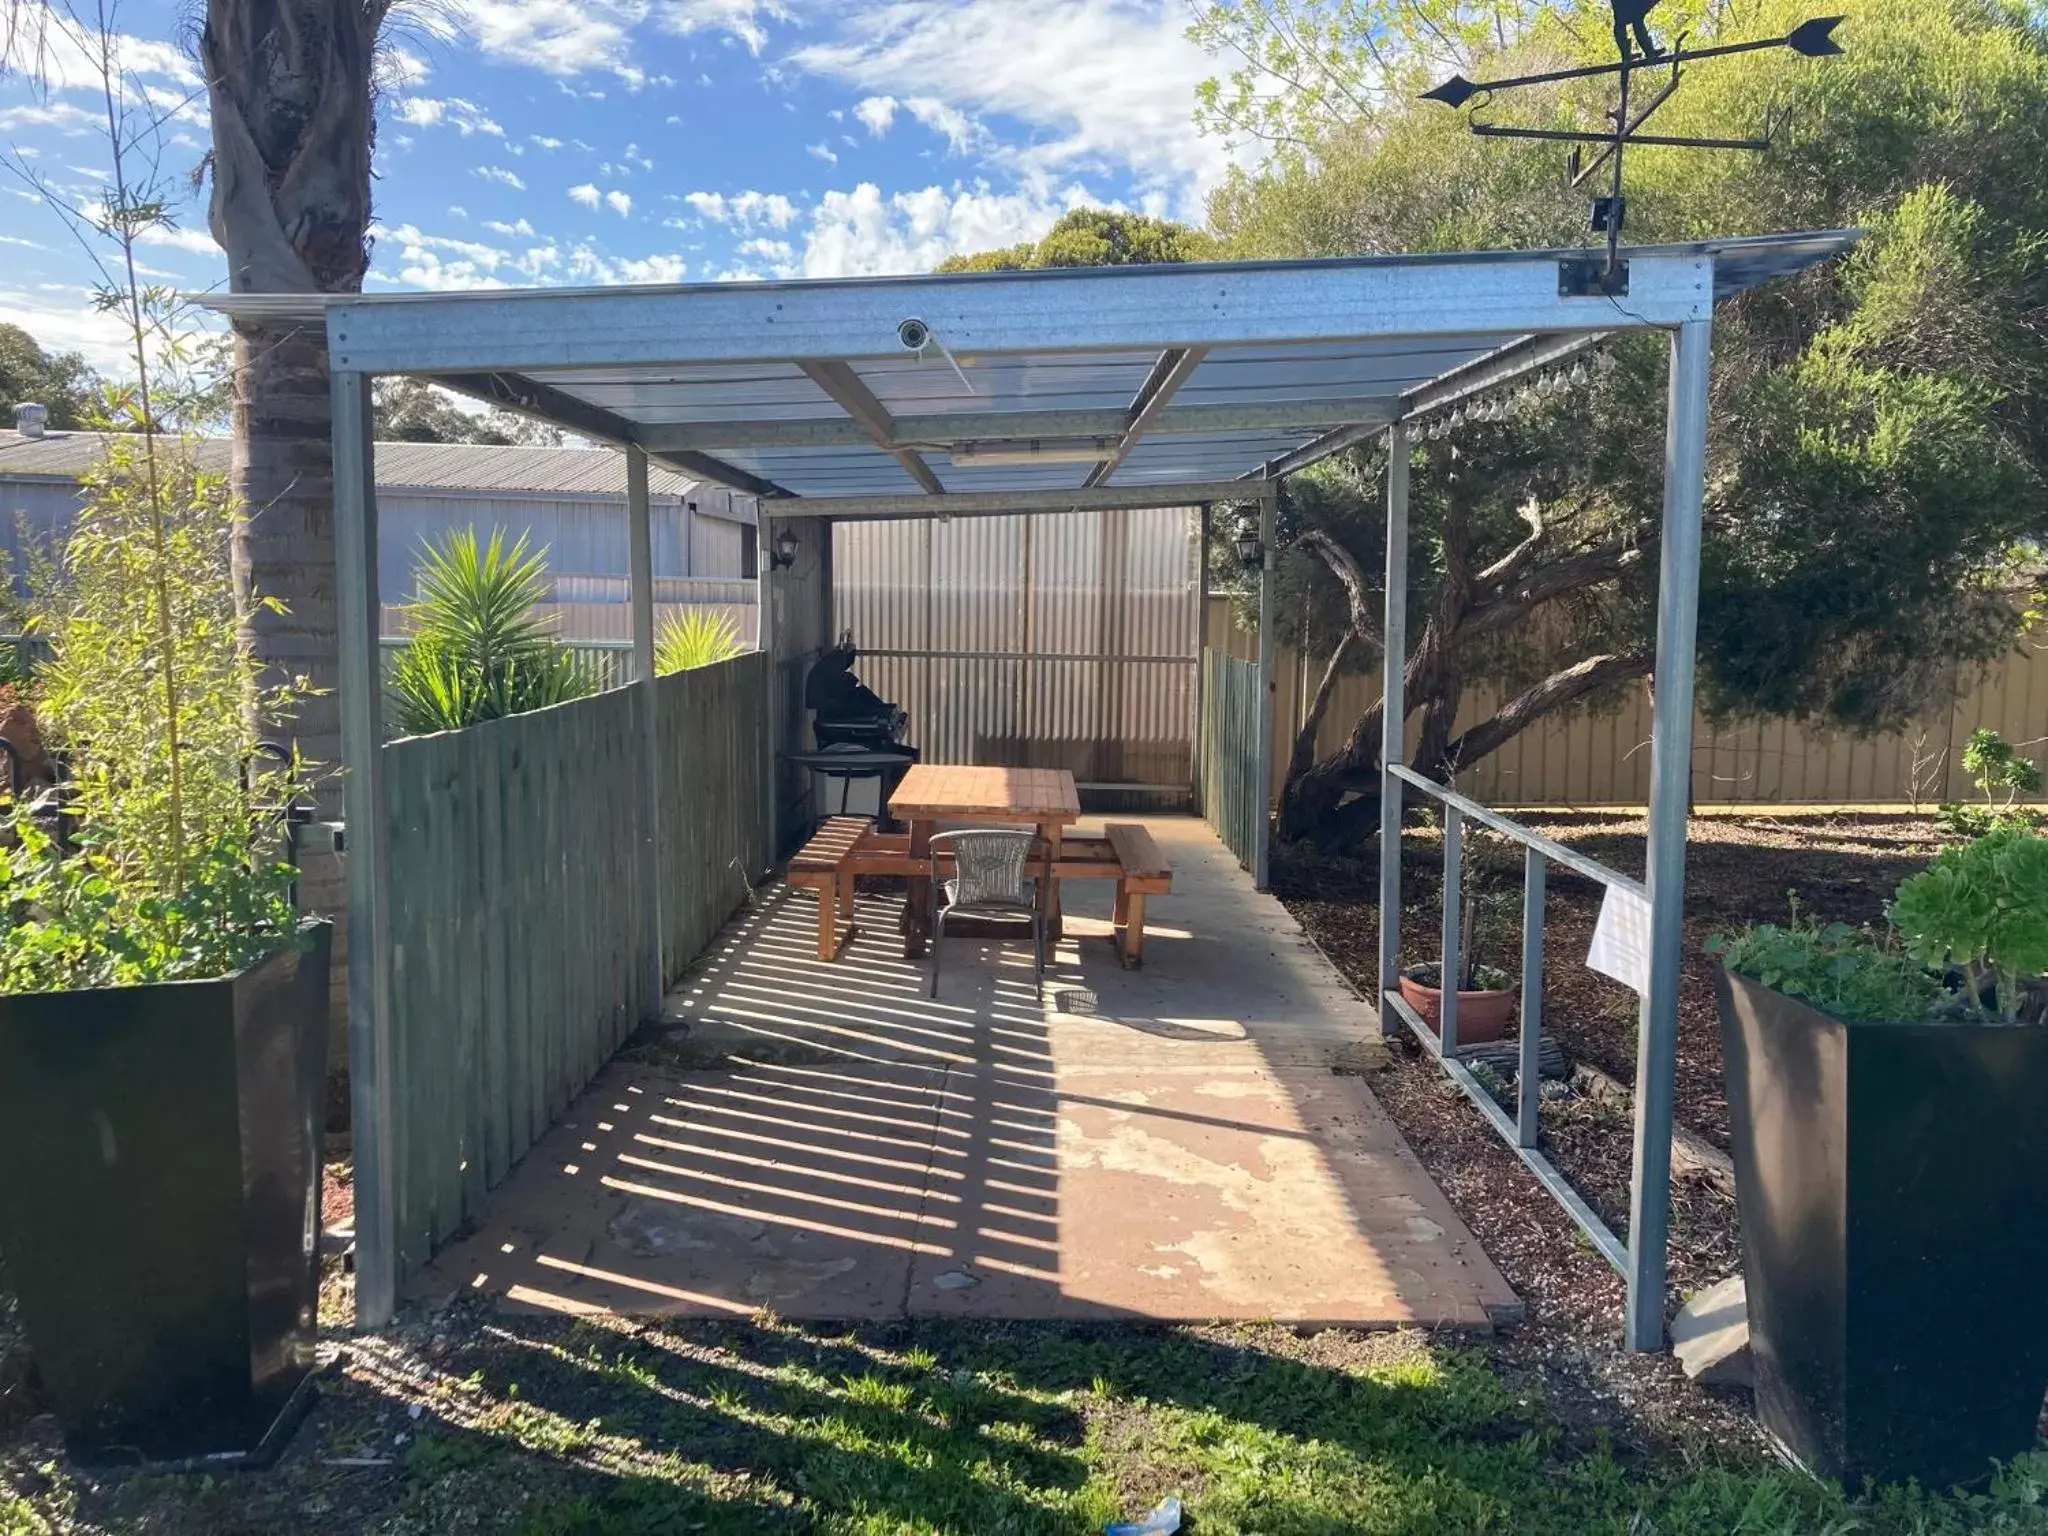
[1,0,1242,372]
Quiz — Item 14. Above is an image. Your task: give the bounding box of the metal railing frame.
[1375,315,1712,1351]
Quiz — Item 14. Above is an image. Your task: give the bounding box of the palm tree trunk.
[229,318,342,795]
[205,0,386,812]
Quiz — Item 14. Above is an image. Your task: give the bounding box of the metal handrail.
[1389,764,1645,897]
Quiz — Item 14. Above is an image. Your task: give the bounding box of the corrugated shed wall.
[1208,597,2048,807]
[0,478,80,596]
[833,506,1198,791]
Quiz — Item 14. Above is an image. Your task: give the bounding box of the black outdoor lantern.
[769,524,800,571]
[1232,515,1263,569]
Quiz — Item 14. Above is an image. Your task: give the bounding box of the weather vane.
[1422,5,1846,293]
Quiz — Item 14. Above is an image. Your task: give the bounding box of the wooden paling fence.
[379,652,769,1277]
[658,651,772,973]
[1201,648,1264,870]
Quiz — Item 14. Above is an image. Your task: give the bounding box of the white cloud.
[797,178,1093,278]
[568,182,601,207]
[0,101,100,135]
[604,189,633,217]
[0,3,199,93]
[449,205,469,218]
[484,217,537,237]
[392,95,505,137]
[530,135,565,151]
[377,45,432,92]
[134,224,219,256]
[904,96,983,155]
[456,0,783,84]
[473,165,527,190]
[675,189,798,230]
[806,141,838,165]
[788,0,1236,213]
[853,94,898,137]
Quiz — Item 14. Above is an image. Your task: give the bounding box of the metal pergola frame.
[212,231,1852,1345]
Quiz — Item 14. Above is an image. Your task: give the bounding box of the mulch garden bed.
[1276,810,1949,1460]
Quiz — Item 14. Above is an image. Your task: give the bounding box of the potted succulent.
[1401,887,1519,1044]
[1708,827,2048,1489]
[0,436,329,1467]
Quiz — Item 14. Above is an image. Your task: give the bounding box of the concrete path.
[412,817,1517,1329]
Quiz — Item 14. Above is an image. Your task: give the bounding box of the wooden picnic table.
[889,764,1081,958]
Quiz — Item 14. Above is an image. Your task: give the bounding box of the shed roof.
[0,429,743,509]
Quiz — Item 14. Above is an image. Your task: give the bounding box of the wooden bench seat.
[787,815,869,959]
[1105,823,1171,968]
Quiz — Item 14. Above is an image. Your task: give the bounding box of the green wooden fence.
[379,651,769,1276]
[658,651,772,977]
[1201,647,1264,871]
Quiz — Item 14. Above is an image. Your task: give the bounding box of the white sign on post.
[1586,884,1653,995]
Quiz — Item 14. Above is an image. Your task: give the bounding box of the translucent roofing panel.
[220,232,1858,514]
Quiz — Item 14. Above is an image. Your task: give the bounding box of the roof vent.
[13,403,48,439]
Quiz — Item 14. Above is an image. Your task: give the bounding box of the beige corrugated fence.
[1207,599,2048,807]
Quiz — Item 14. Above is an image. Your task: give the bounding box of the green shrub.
[6,438,311,994]
[1712,828,2048,1024]
[1889,826,2048,1020]
[655,609,744,674]
[389,530,589,735]
[1935,727,2041,838]
[1707,910,1942,1024]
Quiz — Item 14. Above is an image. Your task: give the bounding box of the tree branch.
[1285,628,1359,789]
[1439,651,1653,771]
[1292,528,1384,657]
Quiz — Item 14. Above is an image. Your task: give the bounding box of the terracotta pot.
[1398,970,1518,1045]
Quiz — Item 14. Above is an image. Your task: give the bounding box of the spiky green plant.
[655,608,745,674]
[388,530,589,735]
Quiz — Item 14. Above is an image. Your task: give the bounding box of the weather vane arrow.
[1421,16,1843,110]
[1419,12,1846,293]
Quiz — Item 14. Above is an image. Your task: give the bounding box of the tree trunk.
[230,320,341,792]
[205,0,385,814]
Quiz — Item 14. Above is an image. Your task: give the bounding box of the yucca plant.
[655,608,745,674]
[388,530,589,735]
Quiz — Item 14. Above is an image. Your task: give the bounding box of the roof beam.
[1398,331,1604,417]
[635,397,1396,453]
[1244,332,1606,483]
[786,479,1260,522]
[795,358,945,495]
[437,371,793,499]
[1086,345,1207,489]
[321,246,1734,373]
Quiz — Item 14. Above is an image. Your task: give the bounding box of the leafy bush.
[655,609,744,674]
[389,530,589,735]
[1712,829,2048,1024]
[1707,911,1942,1025]
[1936,727,2041,838]
[8,438,311,994]
[0,812,303,992]
[1889,826,2048,1021]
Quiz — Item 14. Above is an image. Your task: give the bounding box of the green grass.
[8,1318,2048,1535]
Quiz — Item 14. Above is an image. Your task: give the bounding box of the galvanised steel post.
[1377,424,1410,1036]
[1627,313,1712,1351]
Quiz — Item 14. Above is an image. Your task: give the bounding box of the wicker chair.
[927,829,1044,999]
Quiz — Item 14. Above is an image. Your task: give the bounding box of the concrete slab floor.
[412,816,1518,1330]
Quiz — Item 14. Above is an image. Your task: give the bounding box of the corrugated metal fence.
[1201,648,1265,869]
[1210,600,2048,807]
[378,652,769,1277]
[834,508,1199,796]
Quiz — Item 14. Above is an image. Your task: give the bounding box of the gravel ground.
[1275,811,1948,1464]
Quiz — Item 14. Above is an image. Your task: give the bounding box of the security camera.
[896,317,931,351]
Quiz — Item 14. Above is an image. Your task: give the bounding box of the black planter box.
[1715,964,2048,1489]
[0,924,331,1465]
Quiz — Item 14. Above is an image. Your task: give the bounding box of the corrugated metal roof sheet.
[0,429,726,505]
